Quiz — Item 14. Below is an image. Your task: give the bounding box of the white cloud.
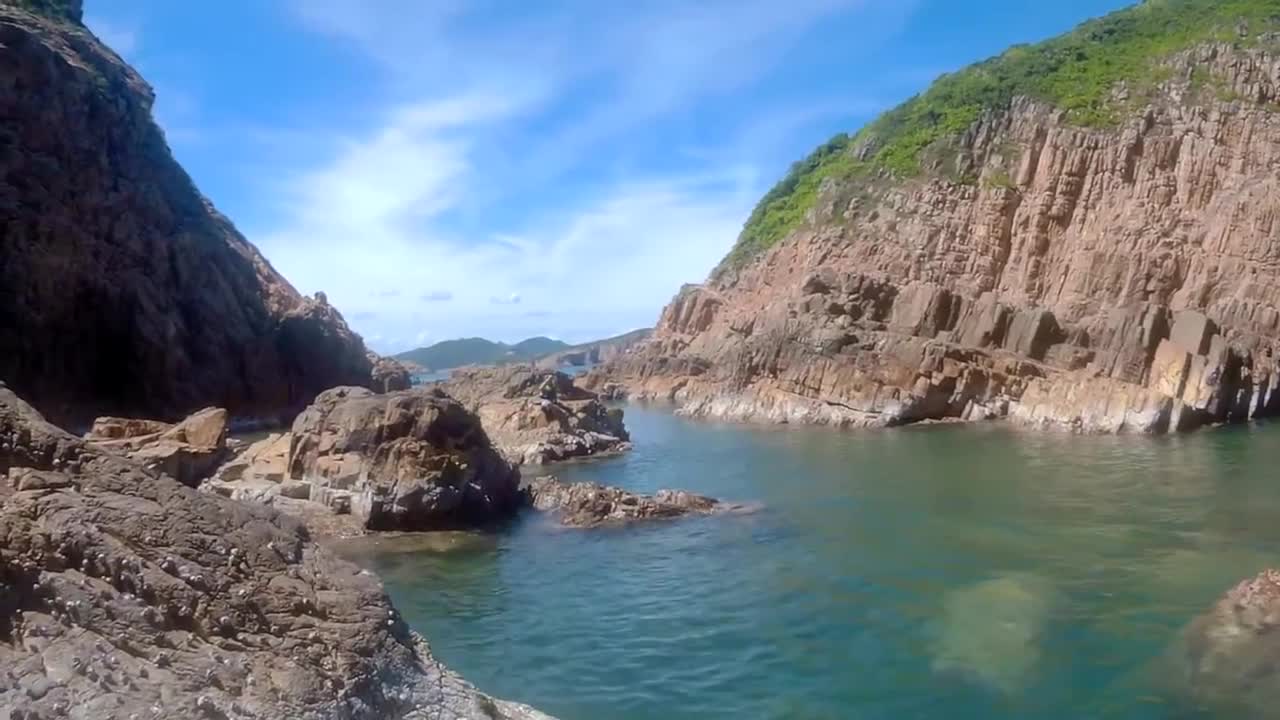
[253,0,915,352]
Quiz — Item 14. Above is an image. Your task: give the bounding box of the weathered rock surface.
[84,407,230,487]
[203,431,293,504]
[442,367,630,464]
[0,3,372,428]
[591,44,1280,434]
[370,355,413,393]
[287,387,523,531]
[522,476,728,528]
[1174,569,1280,718]
[0,386,552,719]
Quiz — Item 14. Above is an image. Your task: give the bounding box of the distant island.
[396,329,651,372]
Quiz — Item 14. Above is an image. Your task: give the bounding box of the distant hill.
[394,336,570,371]
[539,328,653,368]
[395,331,652,372]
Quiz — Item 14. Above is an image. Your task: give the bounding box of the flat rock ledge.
[522,476,746,528]
[0,387,553,719]
[84,407,231,487]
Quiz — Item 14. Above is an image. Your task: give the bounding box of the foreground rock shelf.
[0,386,552,719]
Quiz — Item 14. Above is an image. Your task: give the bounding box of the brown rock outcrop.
[0,3,372,428]
[0,386,551,719]
[442,366,630,464]
[523,476,731,528]
[1174,569,1280,718]
[287,386,523,531]
[591,43,1280,434]
[84,407,230,486]
[371,355,414,393]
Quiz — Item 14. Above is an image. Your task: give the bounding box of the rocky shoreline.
[586,44,1280,436]
[0,385,552,720]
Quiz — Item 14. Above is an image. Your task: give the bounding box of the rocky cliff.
[0,2,372,428]
[592,2,1280,433]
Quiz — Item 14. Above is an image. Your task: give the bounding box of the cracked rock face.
[84,407,231,487]
[287,387,524,531]
[590,44,1280,434]
[0,4,372,428]
[442,367,630,465]
[0,386,552,720]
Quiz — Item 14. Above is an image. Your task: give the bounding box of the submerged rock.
[84,407,230,487]
[523,475,728,528]
[931,572,1056,695]
[0,386,552,719]
[442,366,630,465]
[287,386,523,531]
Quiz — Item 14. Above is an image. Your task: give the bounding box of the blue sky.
[84,0,1133,353]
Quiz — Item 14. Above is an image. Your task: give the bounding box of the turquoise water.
[339,406,1280,719]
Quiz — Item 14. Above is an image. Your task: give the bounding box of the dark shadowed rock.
[442,366,630,465]
[523,476,732,528]
[0,386,552,719]
[0,4,372,428]
[287,387,523,531]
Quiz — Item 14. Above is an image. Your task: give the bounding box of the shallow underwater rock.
[931,572,1057,695]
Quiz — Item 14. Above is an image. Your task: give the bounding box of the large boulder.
[84,407,230,487]
[1175,569,1280,717]
[287,387,523,531]
[0,386,551,719]
[371,355,413,393]
[0,5,372,428]
[442,366,630,465]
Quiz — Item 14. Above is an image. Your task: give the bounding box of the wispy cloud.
[489,293,522,306]
[248,0,914,352]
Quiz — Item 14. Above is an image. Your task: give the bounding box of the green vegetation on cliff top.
[720,0,1280,273]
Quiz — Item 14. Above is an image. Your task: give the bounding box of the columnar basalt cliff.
[591,6,1280,434]
[0,386,551,719]
[0,2,372,428]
